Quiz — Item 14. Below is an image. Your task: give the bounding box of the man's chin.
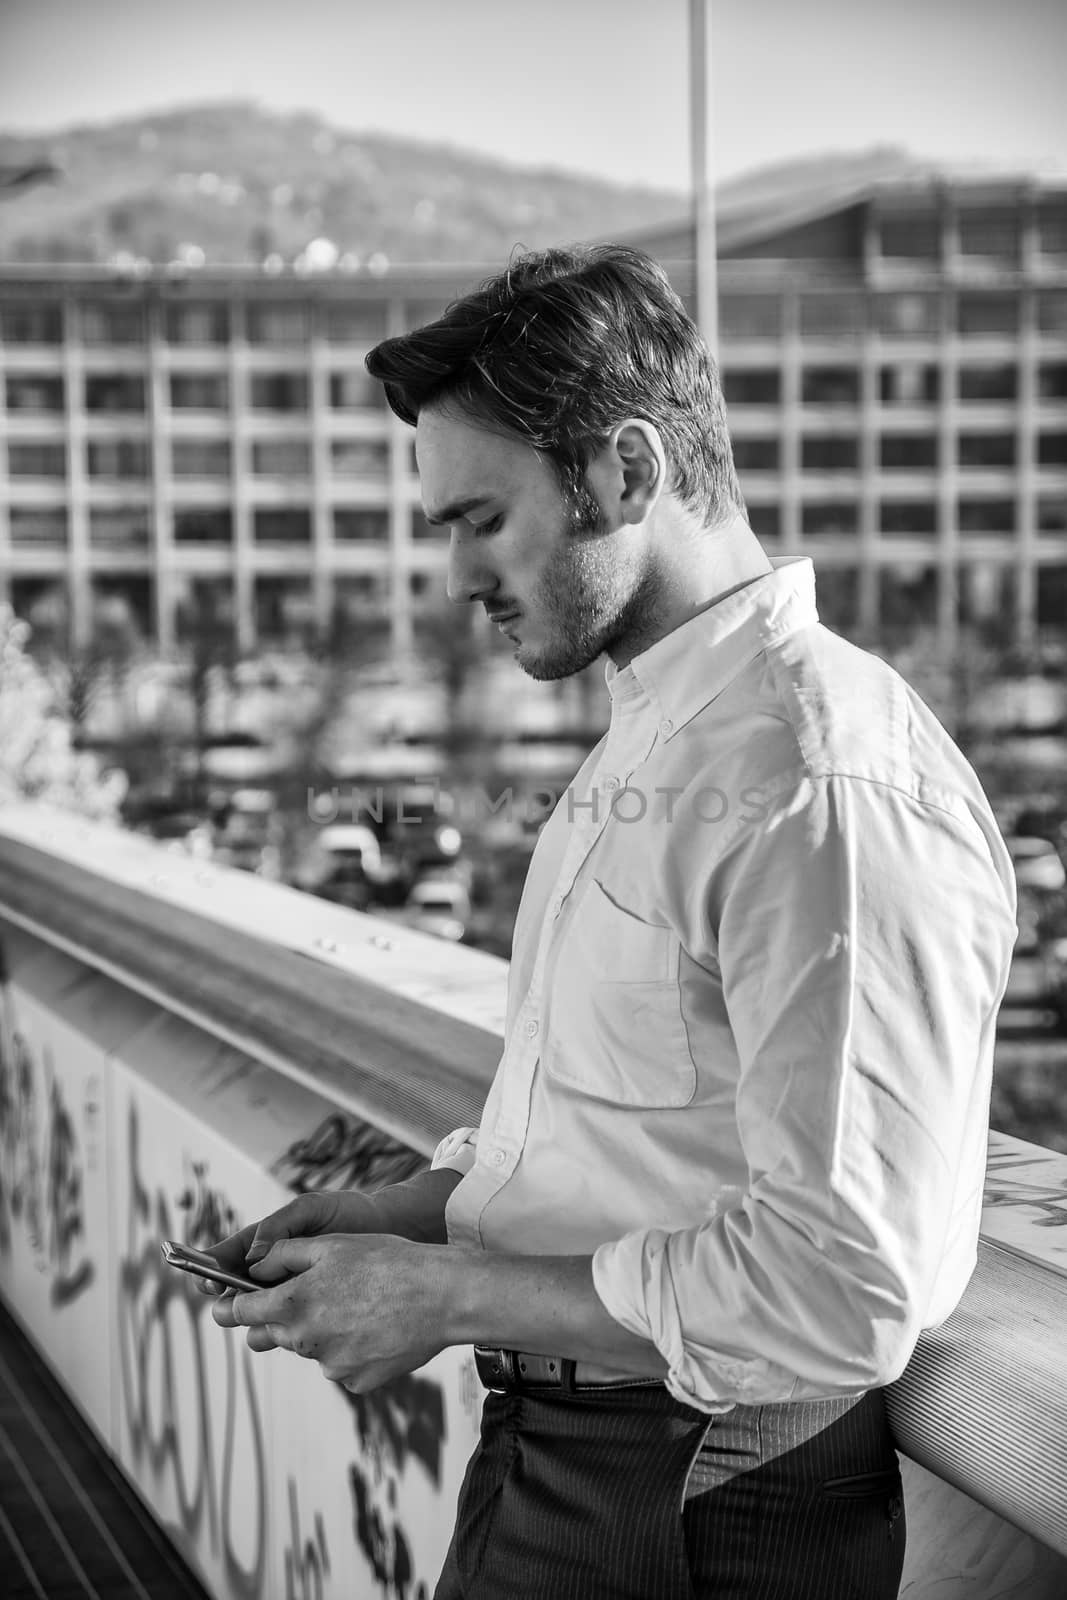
[515,639,602,683]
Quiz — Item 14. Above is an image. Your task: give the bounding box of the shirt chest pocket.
[545,879,696,1108]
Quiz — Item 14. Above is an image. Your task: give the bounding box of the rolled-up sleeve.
[592,772,1017,1413]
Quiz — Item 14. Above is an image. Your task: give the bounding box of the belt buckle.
[474,1345,517,1391]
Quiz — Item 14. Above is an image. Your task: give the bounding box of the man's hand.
[211,1233,448,1392]
[192,1190,382,1300]
[195,1168,463,1309]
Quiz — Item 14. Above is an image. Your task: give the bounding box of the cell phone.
[160,1239,259,1294]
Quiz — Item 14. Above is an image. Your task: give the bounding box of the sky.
[0,0,1065,191]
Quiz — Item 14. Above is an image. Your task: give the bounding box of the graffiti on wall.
[283,1476,331,1600]
[0,946,96,1305]
[274,1111,427,1196]
[116,1100,268,1598]
[344,1371,446,1600]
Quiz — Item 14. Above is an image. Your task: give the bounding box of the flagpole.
[689,0,718,351]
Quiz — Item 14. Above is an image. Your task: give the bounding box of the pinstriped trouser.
[433,1384,905,1599]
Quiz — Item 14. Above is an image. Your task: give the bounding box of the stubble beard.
[514,484,658,683]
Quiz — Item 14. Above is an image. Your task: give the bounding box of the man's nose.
[446,529,496,606]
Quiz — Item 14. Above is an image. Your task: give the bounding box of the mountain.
[0,101,687,269]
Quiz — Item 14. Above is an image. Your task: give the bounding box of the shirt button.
[550,898,562,918]
[659,718,674,736]
[604,774,620,791]
[524,1018,539,1038]
[487,1148,506,1167]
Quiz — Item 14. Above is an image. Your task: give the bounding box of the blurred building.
[632,167,1067,652]
[0,165,1065,659]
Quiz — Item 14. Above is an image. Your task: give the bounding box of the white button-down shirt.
[432,558,1017,1413]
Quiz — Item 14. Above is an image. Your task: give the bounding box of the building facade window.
[89,505,151,550]
[880,363,939,405]
[8,441,66,478]
[732,437,780,472]
[1,304,63,344]
[880,434,938,470]
[9,506,67,546]
[324,303,387,343]
[164,302,230,345]
[745,503,780,540]
[334,573,390,610]
[175,576,234,644]
[250,372,309,411]
[1036,206,1067,258]
[877,214,940,261]
[811,567,859,632]
[1037,496,1067,533]
[958,364,1017,402]
[957,209,1019,261]
[330,439,389,478]
[1036,565,1067,627]
[170,372,229,410]
[246,302,310,345]
[801,501,858,535]
[171,438,231,477]
[173,507,233,543]
[720,294,782,340]
[87,438,149,479]
[1036,292,1067,335]
[329,370,384,409]
[334,508,388,541]
[880,501,938,535]
[956,293,1018,338]
[1038,432,1067,467]
[798,294,865,340]
[85,373,147,413]
[1038,363,1067,401]
[958,499,1016,534]
[879,565,939,634]
[253,508,312,542]
[875,293,941,338]
[958,433,1016,468]
[723,369,780,405]
[6,374,65,412]
[81,301,145,346]
[251,438,311,475]
[411,511,446,540]
[254,576,314,643]
[801,436,858,471]
[801,366,860,405]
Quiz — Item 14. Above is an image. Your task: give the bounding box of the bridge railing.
[0,803,1064,1600]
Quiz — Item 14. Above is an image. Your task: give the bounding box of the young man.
[208,246,1017,1598]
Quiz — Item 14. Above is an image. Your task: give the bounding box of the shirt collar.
[603,557,818,738]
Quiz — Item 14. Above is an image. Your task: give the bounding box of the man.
[207,246,1017,1598]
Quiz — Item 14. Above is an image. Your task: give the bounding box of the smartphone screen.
[160,1239,259,1293]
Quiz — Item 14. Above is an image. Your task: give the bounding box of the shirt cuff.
[430,1126,479,1177]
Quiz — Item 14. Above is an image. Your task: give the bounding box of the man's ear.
[586,420,666,526]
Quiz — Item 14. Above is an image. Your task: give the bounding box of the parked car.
[378,872,472,943]
[293,822,381,910]
[211,788,283,879]
[1006,835,1066,894]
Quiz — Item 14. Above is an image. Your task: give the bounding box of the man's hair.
[365,244,744,527]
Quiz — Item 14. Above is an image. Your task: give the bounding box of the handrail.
[1,802,1065,1560]
[0,804,503,1156]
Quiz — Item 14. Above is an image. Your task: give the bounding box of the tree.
[0,604,125,819]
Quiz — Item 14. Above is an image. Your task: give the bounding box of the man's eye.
[473,516,502,537]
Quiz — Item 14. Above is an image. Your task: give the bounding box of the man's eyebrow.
[422,496,495,527]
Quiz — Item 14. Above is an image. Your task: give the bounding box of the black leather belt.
[473,1346,657,1394]
[474,1346,576,1392]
